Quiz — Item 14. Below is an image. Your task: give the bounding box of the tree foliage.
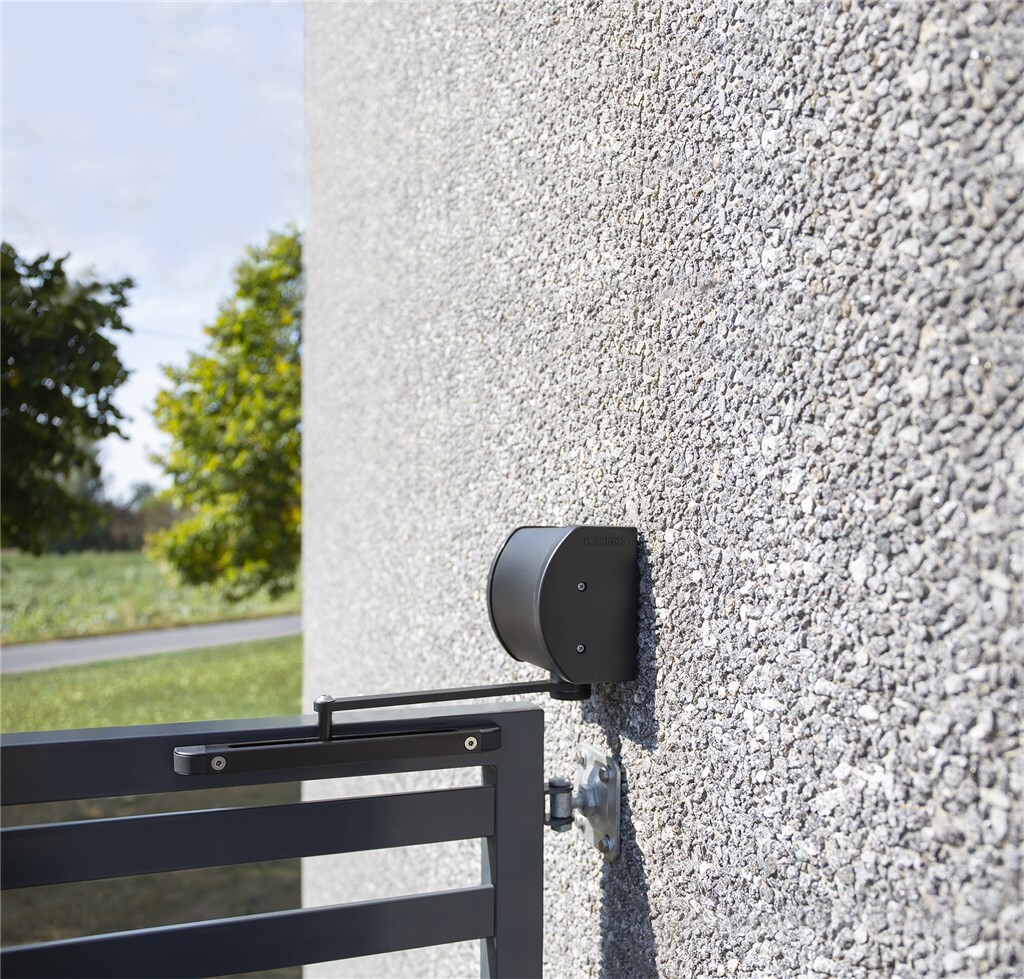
[1,242,133,553]
[148,230,301,599]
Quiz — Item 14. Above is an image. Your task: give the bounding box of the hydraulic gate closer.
[173,525,636,861]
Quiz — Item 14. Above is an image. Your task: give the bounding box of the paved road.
[1,614,302,674]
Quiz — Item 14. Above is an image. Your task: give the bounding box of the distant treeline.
[49,486,178,554]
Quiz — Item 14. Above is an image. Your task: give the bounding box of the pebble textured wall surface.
[303,2,1022,976]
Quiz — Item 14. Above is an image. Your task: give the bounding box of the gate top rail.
[0,700,541,805]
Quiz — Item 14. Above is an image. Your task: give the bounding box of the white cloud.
[62,157,170,217]
[145,6,255,82]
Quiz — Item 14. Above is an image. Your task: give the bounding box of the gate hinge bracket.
[545,744,620,861]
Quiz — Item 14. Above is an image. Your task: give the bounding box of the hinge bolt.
[598,835,613,854]
[598,765,610,782]
[464,736,478,751]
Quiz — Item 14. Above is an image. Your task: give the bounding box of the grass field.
[1,635,304,978]
[1,634,304,731]
[1,550,301,644]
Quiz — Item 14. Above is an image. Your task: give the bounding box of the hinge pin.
[545,777,574,832]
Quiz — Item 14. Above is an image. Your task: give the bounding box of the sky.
[1,1,304,501]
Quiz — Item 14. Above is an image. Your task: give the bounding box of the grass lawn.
[1,634,303,731]
[1,635,304,979]
[1,550,301,644]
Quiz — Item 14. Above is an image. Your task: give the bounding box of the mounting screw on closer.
[576,581,587,591]
[464,736,478,751]
[211,756,226,772]
[576,644,586,654]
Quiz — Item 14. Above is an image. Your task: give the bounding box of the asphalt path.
[1,614,302,674]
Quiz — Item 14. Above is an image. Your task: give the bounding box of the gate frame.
[1,701,544,978]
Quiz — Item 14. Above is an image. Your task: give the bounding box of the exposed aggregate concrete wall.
[303,2,1023,976]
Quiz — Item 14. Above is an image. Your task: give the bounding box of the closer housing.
[487,526,637,685]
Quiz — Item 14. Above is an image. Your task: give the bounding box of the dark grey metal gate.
[0,701,543,978]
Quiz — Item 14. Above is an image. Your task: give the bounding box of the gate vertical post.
[481,706,544,979]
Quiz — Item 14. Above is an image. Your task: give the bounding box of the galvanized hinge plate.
[574,743,621,861]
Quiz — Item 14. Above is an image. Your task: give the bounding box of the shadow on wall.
[602,773,658,979]
[581,532,659,751]
[582,532,660,975]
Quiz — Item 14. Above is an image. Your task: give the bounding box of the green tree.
[148,230,301,599]
[1,242,132,553]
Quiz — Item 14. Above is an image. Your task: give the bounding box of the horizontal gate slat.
[0,885,495,978]
[2,786,494,888]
